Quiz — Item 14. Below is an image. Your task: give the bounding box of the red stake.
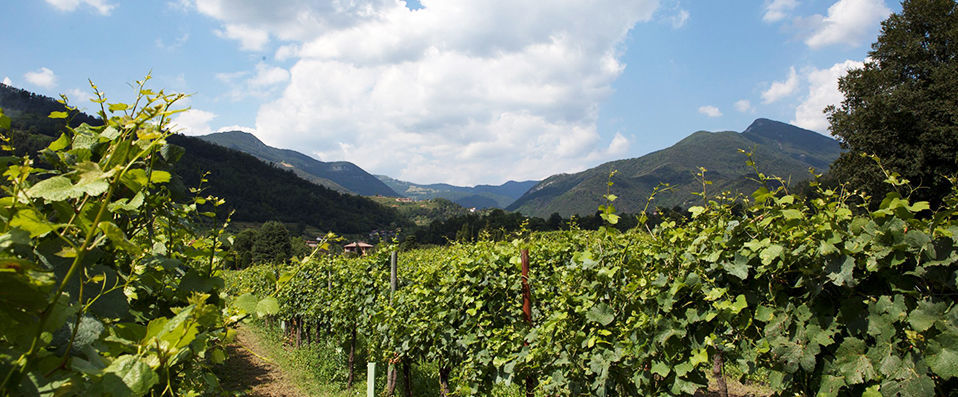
[521,249,532,326]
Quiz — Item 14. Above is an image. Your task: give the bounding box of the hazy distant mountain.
[198,131,399,197]
[375,175,538,209]
[507,119,842,217]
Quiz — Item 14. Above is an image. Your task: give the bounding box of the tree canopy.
[828,0,958,207]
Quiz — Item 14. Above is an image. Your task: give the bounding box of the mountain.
[198,130,399,197]
[507,119,842,217]
[375,175,538,209]
[0,84,406,234]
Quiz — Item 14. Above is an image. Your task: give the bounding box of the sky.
[1,0,899,186]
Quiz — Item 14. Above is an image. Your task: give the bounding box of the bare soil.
[217,325,307,397]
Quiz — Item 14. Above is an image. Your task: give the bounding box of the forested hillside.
[508,119,841,217]
[199,130,399,197]
[0,83,407,235]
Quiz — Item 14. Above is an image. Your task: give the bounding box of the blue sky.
[1,0,899,186]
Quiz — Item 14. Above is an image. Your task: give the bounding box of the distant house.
[344,241,374,256]
[396,197,414,203]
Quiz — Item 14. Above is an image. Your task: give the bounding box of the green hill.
[507,119,841,217]
[375,175,537,208]
[198,130,399,197]
[0,84,407,234]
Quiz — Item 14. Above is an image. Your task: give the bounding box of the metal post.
[390,251,398,295]
[367,362,376,397]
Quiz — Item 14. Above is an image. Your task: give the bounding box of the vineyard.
[229,169,958,396]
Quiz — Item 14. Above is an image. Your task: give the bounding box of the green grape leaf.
[759,244,784,265]
[48,111,68,119]
[926,331,958,379]
[74,162,111,196]
[10,209,54,238]
[833,337,876,385]
[102,355,159,396]
[688,206,706,218]
[781,209,803,220]
[586,303,615,326]
[97,222,138,253]
[826,256,856,287]
[48,133,70,151]
[27,176,82,201]
[723,257,748,280]
[816,374,845,397]
[651,361,670,377]
[908,300,945,332]
[149,170,171,184]
[100,126,120,140]
[256,297,280,318]
[233,293,258,315]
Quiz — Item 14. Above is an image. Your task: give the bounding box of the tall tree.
[828,0,958,206]
[252,221,293,265]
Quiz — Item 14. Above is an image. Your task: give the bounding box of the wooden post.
[712,350,728,397]
[402,362,412,397]
[387,251,399,395]
[295,317,302,347]
[438,365,451,397]
[521,248,535,397]
[347,327,357,389]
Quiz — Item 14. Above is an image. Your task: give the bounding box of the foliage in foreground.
[0,81,268,396]
[245,168,958,396]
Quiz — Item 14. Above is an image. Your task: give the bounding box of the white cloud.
[214,24,270,51]
[24,67,57,89]
[698,105,722,118]
[734,99,753,113]
[792,59,863,132]
[217,63,289,101]
[671,9,690,29]
[804,0,890,49]
[171,109,217,135]
[248,64,289,87]
[763,0,798,23]
[65,88,93,110]
[45,0,115,15]
[762,67,798,104]
[197,0,660,185]
[2,77,11,86]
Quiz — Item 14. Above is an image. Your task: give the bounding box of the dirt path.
[217,325,306,397]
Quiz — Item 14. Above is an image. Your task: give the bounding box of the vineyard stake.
[521,248,535,397]
[387,251,398,395]
[367,362,376,397]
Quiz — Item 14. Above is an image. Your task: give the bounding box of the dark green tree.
[229,228,258,269]
[827,0,958,206]
[252,221,293,265]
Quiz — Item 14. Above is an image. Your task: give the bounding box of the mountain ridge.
[198,130,399,197]
[507,119,841,217]
[375,175,538,209]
